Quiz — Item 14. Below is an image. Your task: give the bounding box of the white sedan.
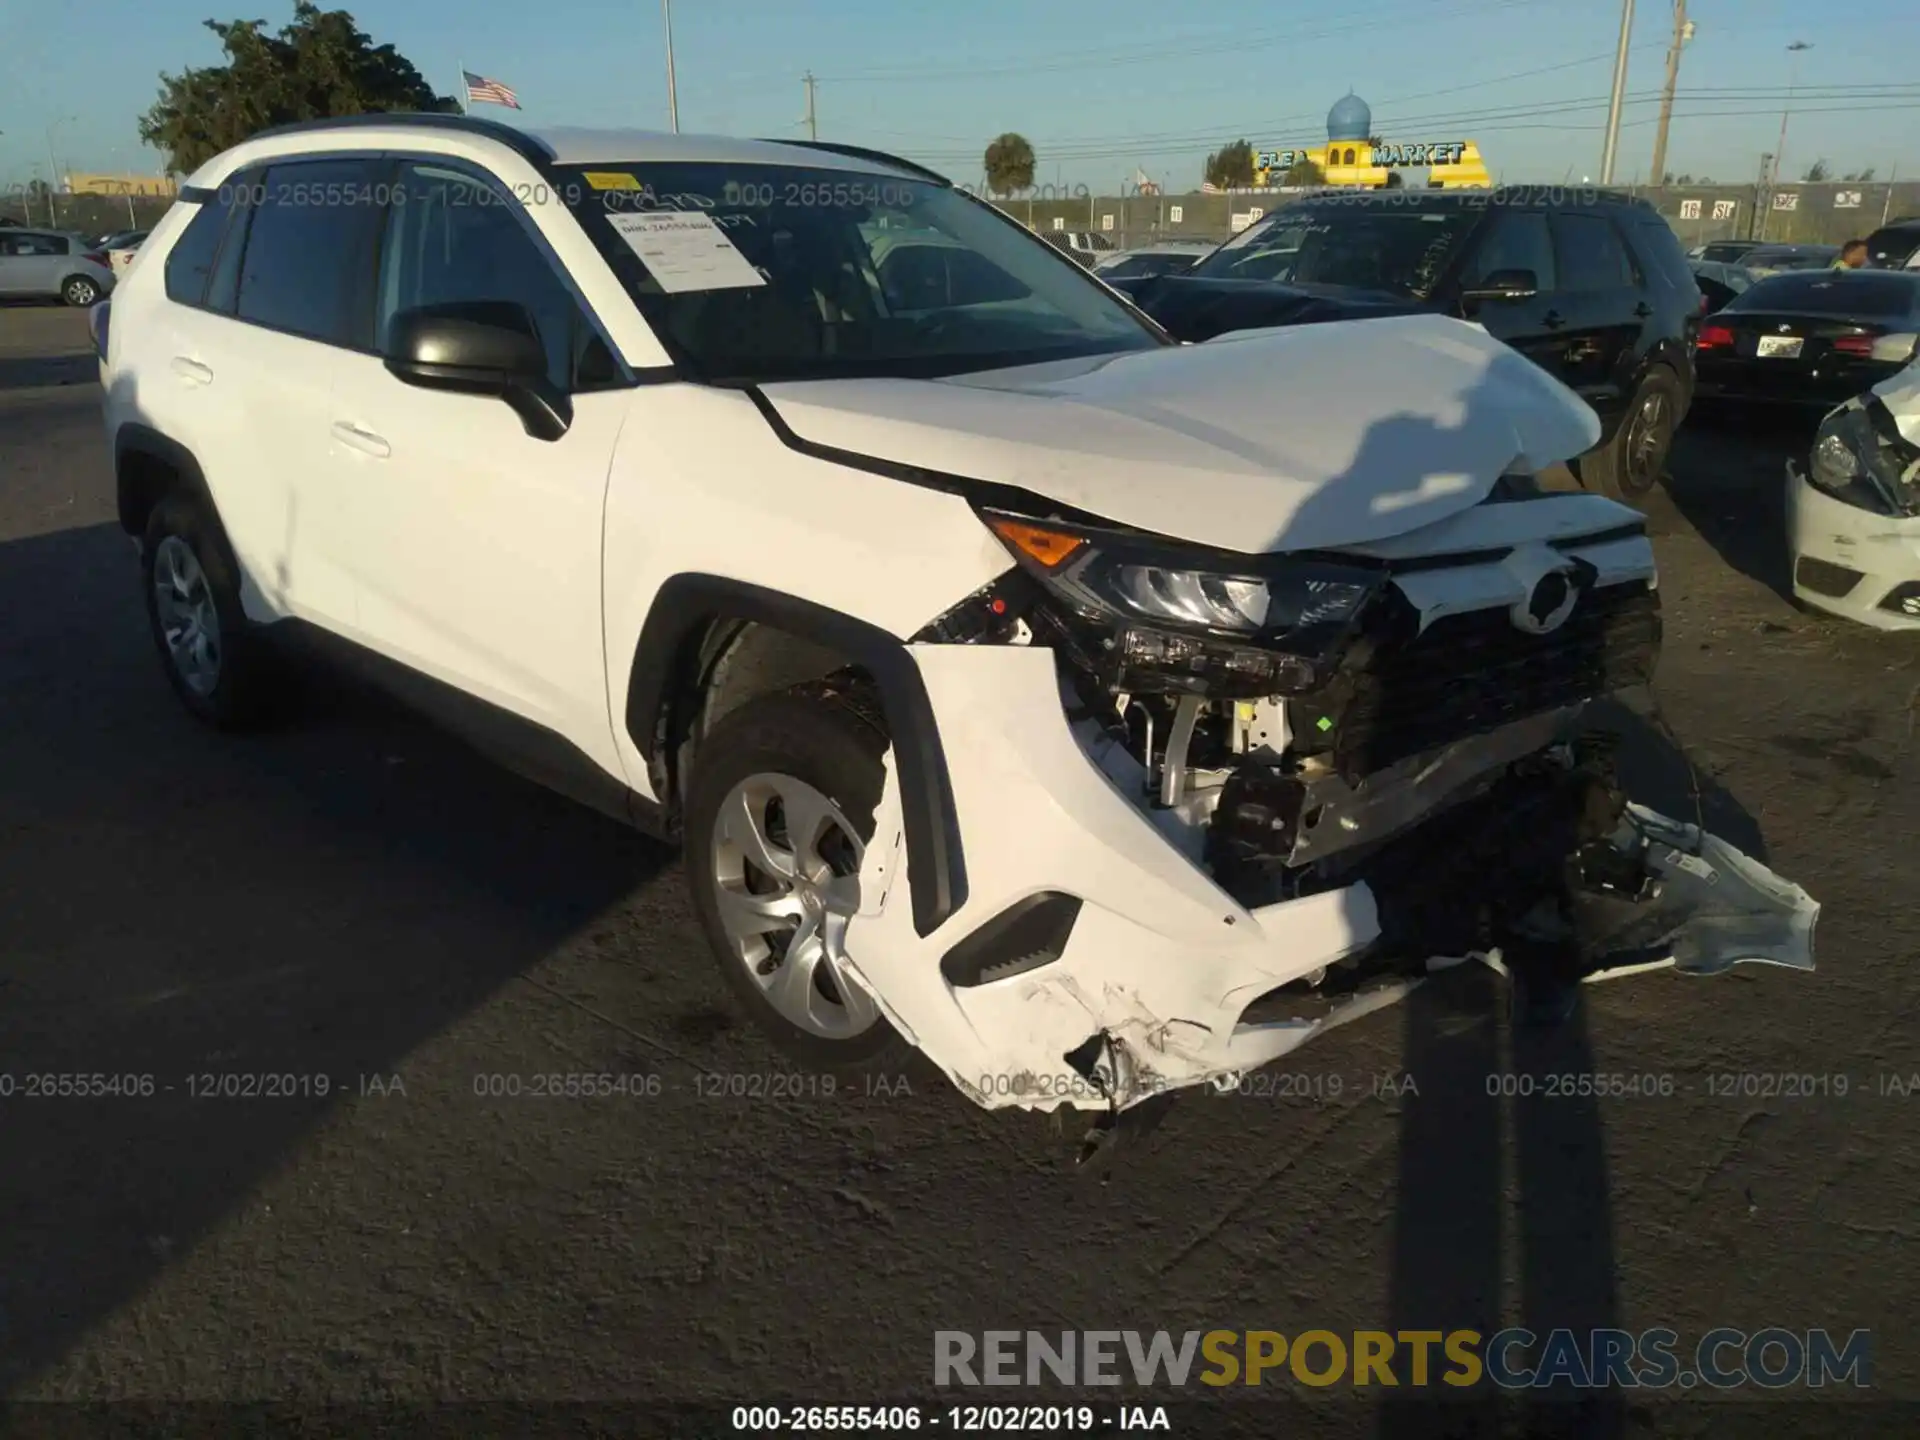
[1787,359,1920,627]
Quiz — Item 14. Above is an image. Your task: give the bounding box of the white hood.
[759,313,1602,553]
[1872,358,1920,446]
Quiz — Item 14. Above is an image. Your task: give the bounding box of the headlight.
[1809,401,1920,516]
[980,511,1380,696]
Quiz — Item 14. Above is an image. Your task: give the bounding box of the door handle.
[170,356,214,385]
[1543,310,1566,330]
[330,421,391,459]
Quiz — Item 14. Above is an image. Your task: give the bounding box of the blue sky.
[3,0,1917,191]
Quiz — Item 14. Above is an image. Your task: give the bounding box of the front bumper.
[842,643,1819,1115]
[1785,460,1920,629]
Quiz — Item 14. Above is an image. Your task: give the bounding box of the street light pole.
[46,115,78,227]
[662,0,680,133]
[1771,41,1812,190]
[1599,0,1637,185]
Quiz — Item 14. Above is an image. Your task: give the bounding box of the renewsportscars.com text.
[934,1328,1872,1390]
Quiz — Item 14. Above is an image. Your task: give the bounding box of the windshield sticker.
[582,171,642,191]
[608,211,768,293]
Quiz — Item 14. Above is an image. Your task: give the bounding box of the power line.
[812,0,1557,84]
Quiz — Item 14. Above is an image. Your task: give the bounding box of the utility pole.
[1755,152,1773,241]
[1648,0,1693,191]
[1770,42,1812,190]
[1599,0,1636,185]
[662,0,680,133]
[803,71,817,141]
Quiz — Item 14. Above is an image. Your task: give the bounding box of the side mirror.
[1461,268,1540,303]
[383,301,572,442]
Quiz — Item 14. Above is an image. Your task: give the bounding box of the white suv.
[99,116,1818,1134]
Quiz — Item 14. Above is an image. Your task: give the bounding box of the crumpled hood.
[1871,357,1920,446]
[758,313,1602,553]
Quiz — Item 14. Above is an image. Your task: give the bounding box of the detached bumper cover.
[841,645,1820,1115]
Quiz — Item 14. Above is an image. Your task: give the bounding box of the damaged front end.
[839,491,1817,1130]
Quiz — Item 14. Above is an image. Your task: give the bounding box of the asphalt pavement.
[3,303,1919,1435]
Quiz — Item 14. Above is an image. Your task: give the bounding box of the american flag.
[462,71,521,109]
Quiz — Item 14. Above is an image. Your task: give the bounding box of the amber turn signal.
[987,516,1086,570]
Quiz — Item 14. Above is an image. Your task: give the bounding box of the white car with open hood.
[98,117,1818,1149]
[1788,359,1920,628]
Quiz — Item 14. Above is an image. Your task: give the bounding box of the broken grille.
[1288,581,1662,781]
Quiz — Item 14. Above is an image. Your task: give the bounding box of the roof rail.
[757,139,950,186]
[243,111,556,165]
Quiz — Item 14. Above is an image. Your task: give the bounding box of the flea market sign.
[1255,141,1470,170]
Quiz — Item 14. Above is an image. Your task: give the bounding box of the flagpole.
[455,60,468,114]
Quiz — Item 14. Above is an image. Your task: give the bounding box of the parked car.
[1689,239,1765,265]
[1689,259,1755,312]
[100,229,151,277]
[1109,188,1705,505]
[1741,244,1840,277]
[0,228,113,305]
[1786,357,1920,628]
[1042,230,1116,267]
[1692,270,1920,409]
[1863,218,1920,271]
[98,114,1816,1126]
[94,228,147,250]
[1090,241,1216,281]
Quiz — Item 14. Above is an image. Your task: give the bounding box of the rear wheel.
[683,682,908,1071]
[141,493,282,728]
[61,275,101,307]
[1579,368,1682,506]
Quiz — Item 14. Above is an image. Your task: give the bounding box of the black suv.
[1110,189,1704,505]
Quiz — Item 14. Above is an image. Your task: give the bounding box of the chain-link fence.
[0,191,178,237]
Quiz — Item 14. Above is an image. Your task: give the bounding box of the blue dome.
[1327,92,1372,142]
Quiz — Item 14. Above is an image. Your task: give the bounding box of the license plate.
[1757,335,1804,358]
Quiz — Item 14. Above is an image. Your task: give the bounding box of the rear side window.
[163,195,235,306]
[1627,215,1696,293]
[1553,214,1637,291]
[1462,211,1556,290]
[233,157,385,347]
[1865,226,1920,268]
[4,233,67,257]
[1727,273,1920,318]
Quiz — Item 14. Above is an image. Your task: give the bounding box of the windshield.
[1188,203,1479,297]
[556,162,1162,383]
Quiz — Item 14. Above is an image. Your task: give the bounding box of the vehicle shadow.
[1254,337,1769,1432]
[1657,404,1823,603]
[0,519,669,1391]
[0,354,96,391]
[1373,699,1760,1440]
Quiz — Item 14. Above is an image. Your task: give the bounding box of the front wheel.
[1578,368,1682,506]
[683,682,909,1071]
[61,275,101,307]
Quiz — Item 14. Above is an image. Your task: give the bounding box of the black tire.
[683,680,910,1072]
[60,274,101,307]
[1578,366,1683,506]
[141,492,281,729]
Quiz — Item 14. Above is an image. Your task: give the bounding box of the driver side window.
[1463,211,1556,290]
[376,162,614,390]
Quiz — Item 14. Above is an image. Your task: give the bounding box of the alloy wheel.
[1624,389,1672,495]
[708,772,878,1039]
[152,535,222,697]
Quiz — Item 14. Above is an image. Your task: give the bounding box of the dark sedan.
[1693,270,1920,407]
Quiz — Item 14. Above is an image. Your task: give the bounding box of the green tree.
[140,2,456,175]
[1802,158,1831,182]
[1203,140,1255,190]
[982,133,1036,196]
[1842,167,1877,182]
[1281,156,1326,187]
